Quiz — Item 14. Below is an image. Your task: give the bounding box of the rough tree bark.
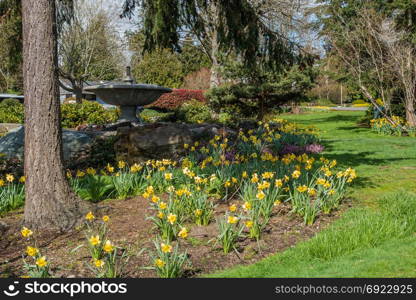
[22,0,88,231]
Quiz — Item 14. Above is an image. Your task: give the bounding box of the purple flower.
[305,143,325,154]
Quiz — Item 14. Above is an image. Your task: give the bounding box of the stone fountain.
[84,67,171,125]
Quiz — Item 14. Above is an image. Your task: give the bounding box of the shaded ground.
[0,193,349,278]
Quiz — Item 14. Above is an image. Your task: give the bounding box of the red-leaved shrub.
[148,89,207,110]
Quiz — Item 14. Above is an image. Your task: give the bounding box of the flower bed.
[0,119,356,278]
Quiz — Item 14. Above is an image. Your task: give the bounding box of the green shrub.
[132,48,184,88]
[140,109,175,123]
[351,99,367,105]
[175,100,212,123]
[217,112,234,126]
[0,99,24,123]
[61,101,119,128]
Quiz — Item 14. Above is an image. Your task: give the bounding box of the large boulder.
[0,126,94,161]
[115,123,193,163]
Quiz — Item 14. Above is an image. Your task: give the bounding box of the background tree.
[0,0,22,93]
[58,0,124,103]
[22,0,88,230]
[122,0,298,88]
[315,0,416,126]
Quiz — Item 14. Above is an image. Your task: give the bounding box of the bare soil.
[0,196,350,278]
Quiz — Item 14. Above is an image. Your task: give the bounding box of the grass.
[208,111,416,277]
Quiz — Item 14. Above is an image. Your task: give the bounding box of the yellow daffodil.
[86,168,96,175]
[256,190,266,200]
[245,220,254,228]
[167,213,177,224]
[85,211,95,221]
[194,209,203,217]
[227,216,239,224]
[157,211,165,219]
[161,243,172,253]
[118,161,126,169]
[242,201,252,211]
[292,170,301,179]
[76,170,85,178]
[159,202,167,210]
[102,215,110,222]
[21,227,33,238]
[106,164,114,173]
[308,188,317,196]
[94,259,105,268]
[89,235,101,246]
[297,185,308,193]
[155,258,165,268]
[229,204,237,212]
[275,179,283,187]
[19,176,26,183]
[151,195,160,203]
[316,178,326,185]
[178,227,188,239]
[26,246,39,257]
[130,163,142,173]
[164,173,173,180]
[5,174,14,182]
[274,200,281,206]
[36,256,48,268]
[103,240,115,253]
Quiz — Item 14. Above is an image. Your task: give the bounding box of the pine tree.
[122,0,297,87]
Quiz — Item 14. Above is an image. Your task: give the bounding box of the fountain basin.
[84,83,172,123]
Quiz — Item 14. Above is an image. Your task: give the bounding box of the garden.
[1,0,416,281]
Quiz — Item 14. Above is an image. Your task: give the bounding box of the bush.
[61,101,119,128]
[0,99,24,123]
[351,99,367,105]
[140,109,175,123]
[182,67,211,90]
[0,99,119,127]
[132,48,184,88]
[149,89,207,110]
[175,100,212,123]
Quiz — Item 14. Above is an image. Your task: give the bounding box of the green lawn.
[209,111,416,278]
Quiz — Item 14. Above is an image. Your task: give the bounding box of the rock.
[0,126,94,161]
[0,123,22,135]
[115,123,193,163]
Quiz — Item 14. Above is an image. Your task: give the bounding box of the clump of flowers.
[20,227,51,278]
[150,238,190,278]
[83,212,128,278]
[215,213,245,254]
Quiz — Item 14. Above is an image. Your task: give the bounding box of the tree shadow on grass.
[289,114,361,126]
[322,151,411,169]
[335,126,369,134]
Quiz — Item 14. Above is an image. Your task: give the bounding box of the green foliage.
[175,100,212,123]
[71,174,114,203]
[140,109,174,123]
[0,182,25,214]
[132,48,184,88]
[0,99,24,123]
[61,101,119,128]
[0,0,23,93]
[207,61,317,120]
[351,99,367,105]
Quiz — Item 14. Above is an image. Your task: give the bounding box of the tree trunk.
[74,85,83,104]
[405,96,416,127]
[209,1,221,88]
[22,0,88,231]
